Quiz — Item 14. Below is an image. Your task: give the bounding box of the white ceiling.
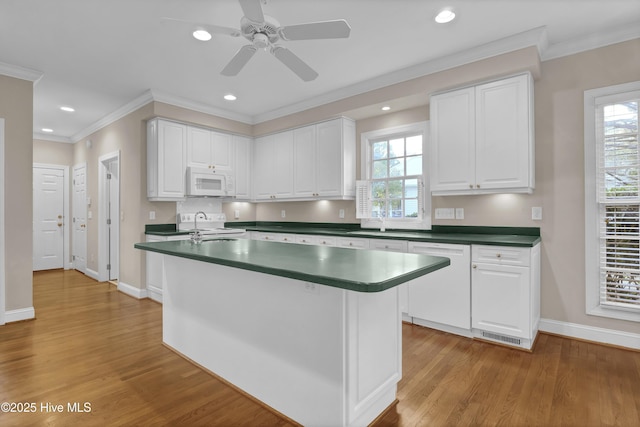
[1,0,639,142]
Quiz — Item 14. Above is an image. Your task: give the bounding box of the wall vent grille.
[482,331,521,346]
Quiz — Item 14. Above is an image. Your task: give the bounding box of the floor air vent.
[481,331,521,346]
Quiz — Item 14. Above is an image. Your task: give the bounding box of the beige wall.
[1,75,33,312]
[33,139,74,166]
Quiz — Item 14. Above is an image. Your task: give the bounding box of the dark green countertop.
[145,223,541,247]
[135,239,450,293]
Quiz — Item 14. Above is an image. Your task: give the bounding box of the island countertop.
[135,238,450,292]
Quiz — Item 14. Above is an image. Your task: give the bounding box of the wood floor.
[1,270,639,426]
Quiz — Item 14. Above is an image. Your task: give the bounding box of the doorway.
[72,163,87,274]
[99,152,119,282]
[33,164,70,271]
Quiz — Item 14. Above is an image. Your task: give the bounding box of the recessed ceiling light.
[42,128,53,133]
[60,106,75,112]
[193,29,212,41]
[381,106,391,111]
[435,9,456,24]
[224,94,237,101]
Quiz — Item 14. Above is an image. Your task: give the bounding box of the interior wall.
[33,139,74,165]
[0,75,33,313]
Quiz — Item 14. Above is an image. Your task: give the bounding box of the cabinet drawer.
[295,235,336,246]
[253,232,292,243]
[335,237,370,250]
[369,239,408,253]
[472,245,530,267]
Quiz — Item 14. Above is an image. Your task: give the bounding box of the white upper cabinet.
[292,117,356,200]
[187,126,232,171]
[147,118,187,201]
[430,73,534,195]
[253,131,294,200]
[233,134,252,200]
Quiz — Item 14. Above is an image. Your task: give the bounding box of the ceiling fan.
[162,0,351,81]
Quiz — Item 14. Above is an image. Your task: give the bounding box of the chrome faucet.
[194,211,207,230]
[191,211,208,244]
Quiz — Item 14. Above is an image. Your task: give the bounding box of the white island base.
[163,255,402,426]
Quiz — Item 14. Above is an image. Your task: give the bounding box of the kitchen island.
[135,238,449,426]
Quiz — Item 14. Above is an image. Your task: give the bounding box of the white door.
[72,164,87,273]
[1,118,5,325]
[105,160,119,281]
[33,167,64,270]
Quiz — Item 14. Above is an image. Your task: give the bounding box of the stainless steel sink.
[201,238,238,242]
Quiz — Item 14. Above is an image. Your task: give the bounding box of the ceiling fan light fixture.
[224,94,237,101]
[193,29,212,41]
[435,9,456,24]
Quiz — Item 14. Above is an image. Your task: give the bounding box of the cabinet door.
[272,130,294,199]
[210,131,232,170]
[408,243,471,330]
[315,119,343,196]
[430,87,476,192]
[233,135,252,200]
[253,135,274,200]
[475,74,531,190]
[187,126,212,169]
[293,125,317,197]
[472,263,531,339]
[157,120,187,198]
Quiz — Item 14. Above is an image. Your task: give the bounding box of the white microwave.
[186,167,235,197]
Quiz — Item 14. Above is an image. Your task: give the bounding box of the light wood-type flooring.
[1,270,639,426]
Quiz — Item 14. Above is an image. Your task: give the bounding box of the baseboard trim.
[147,285,163,303]
[5,307,35,323]
[117,281,148,300]
[539,318,640,350]
[85,268,100,281]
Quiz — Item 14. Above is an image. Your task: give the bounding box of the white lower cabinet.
[146,234,191,303]
[407,242,471,335]
[369,239,410,317]
[471,244,540,350]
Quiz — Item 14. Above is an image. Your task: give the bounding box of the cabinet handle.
[476,184,480,188]
[496,253,502,258]
[469,184,473,189]
[473,264,477,269]
[349,242,353,246]
[322,241,327,244]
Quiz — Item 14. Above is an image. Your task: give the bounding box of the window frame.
[360,121,431,230]
[584,81,640,322]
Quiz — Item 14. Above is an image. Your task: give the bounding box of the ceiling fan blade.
[239,0,265,23]
[271,46,318,82]
[221,45,258,76]
[161,17,240,37]
[279,19,351,41]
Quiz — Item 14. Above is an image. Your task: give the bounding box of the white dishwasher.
[407,242,471,336]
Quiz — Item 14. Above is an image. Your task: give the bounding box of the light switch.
[234,209,240,219]
[435,208,455,219]
[281,210,286,218]
[455,208,464,220]
[339,209,345,219]
[88,211,92,219]
[149,211,156,220]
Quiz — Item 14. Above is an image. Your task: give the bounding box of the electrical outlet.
[149,211,155,220]
[234,209,240,219]
[339,209,345,219]
[455,208,464,220]
[281,210,286,218]
[532,207,543,220]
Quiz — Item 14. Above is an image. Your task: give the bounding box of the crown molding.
[252,27,548,124]
[70,90,154,143]
[33,132,72,143]
[541,22,640,61]
[0,61,43,84]
[149,89,254,125]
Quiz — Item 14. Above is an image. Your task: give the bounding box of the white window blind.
[596,94,640,311]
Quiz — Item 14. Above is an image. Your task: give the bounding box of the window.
[359,122,430,230]
[585,81,640,322]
